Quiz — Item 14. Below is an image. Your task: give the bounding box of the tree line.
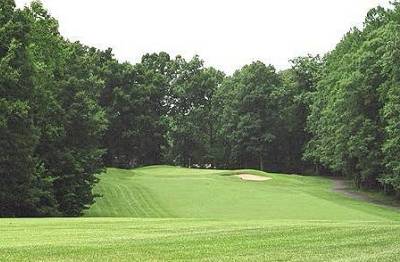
[1,0,399,217]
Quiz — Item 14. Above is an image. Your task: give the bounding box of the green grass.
[1,218,400,261]
[86,166,399,221]
[1,165,400,261]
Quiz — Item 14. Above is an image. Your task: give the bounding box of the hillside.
[85,166,400,221]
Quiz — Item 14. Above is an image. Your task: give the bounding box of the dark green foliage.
[167,56,224,167]
[305,4,400,195]
[0,1,49,216]
[274,56,322,173]
[377,6,400,196]
[0,1,107,217]
[50,43,107,216]
[102,52,173,168]
[213,62,282,170]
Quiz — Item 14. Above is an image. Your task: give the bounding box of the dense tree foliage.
[212,62,281,170]
[272,56,322,173]
[167,56,225,167]
[1,1,400,217]
[0,0,44,216]
[305,5,400,197]
[1,1,107,216]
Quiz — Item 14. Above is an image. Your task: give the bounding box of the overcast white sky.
[15,0,390,74]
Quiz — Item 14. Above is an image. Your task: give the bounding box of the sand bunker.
[235,174,271,181]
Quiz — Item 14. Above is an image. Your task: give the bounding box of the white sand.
[235,174,271,181]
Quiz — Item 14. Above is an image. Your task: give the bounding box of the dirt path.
[332,179,400,208]
[332,179,370,201]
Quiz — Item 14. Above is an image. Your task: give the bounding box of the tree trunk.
[259,154,264,171]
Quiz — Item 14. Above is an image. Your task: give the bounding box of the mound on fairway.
[85,165,400,222]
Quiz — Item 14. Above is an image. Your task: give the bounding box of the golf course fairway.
[1,166,400,261]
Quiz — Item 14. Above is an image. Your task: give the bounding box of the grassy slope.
[2,165,400,261]
[86,166,399,222]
